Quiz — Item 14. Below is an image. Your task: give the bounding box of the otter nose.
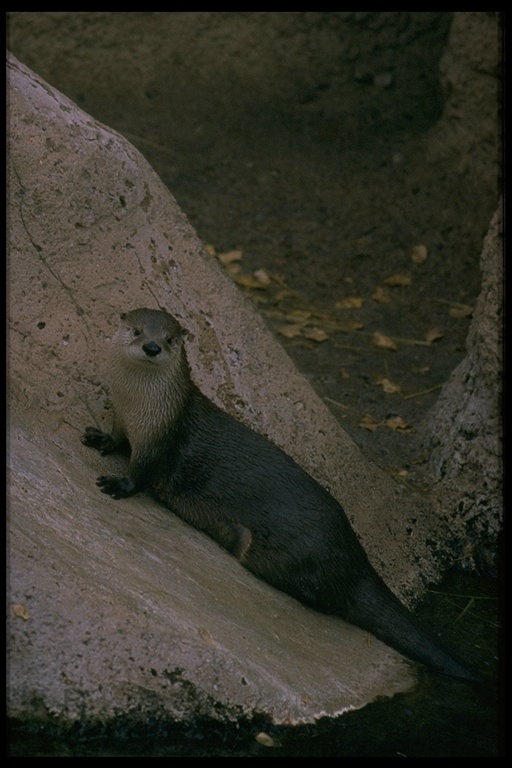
[142,341,162,357]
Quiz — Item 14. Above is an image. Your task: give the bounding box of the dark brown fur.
[82,308,476,680]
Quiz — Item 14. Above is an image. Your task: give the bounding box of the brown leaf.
[347,320,364,331]
[411,244,428,265]
[225,262,241,276]
[250,293,269,306]
[448,304,473,319]
[371,286,391,303]
[286,310,311,322]
[372,331,397,350]
[255,732,280,748]
[332,320,364,332]
[218,249,243,266]
[385,416,410,432]
[383,274,412,287]
[205,244,217,256]
[12,603,30,620]
[253,268,271,287]
[335,296,363,309]
[303,326,329,342]
[386,467,409,478]
[375,375,401,394]
[197,626,216,645]
[274,288,298,301]
[271,272,288,285]
[425,328,444,344]
[235,274,266,289]
[359,415,380,431]
[276,323,304,339]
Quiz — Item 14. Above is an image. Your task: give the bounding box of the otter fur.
[82,307,476,680]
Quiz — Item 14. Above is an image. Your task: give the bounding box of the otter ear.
[182,327,194,342]
[119,312,127,321]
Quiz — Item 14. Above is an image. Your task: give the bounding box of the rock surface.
[7,49,472,728]
[424,202,503,571]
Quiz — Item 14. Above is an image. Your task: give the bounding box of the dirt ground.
[7,11,502,756]
[119,90,494,489]
[151,123,486,476]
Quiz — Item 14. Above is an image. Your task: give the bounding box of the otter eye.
[133,329,141,337]
[167,337,175,345]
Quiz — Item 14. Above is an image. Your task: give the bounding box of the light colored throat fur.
[108,354,189,447]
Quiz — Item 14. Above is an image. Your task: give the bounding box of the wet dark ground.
[7,35,502,755]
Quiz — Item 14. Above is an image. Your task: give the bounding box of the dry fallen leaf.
[286,310,311,322]
[225,262,242,277]
[359,415,380,431]
[449,304,473,319]
[372,332,398,351]
[386,467,410,478]
[383,274,412,287]
[375,375,401,394]
[303,327,329,342]
[268,272,287,286]
[253,268,271,287]
[218,249,243,266]
[335,296,363,309]
[235,274,267,289]
[205,244,217,256]
[340,320,364,331]
[197,626,218,645]
[274,288,299,301]
[411,244,428,265]
[371,285,391,303]
[385,416,410,432]
[425,328,444,344]
[12,603,30,620]
[255,732,280,748]
[277,323,304,339]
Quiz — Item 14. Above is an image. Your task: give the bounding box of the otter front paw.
[96,475,137,499]
[82,427,117,456]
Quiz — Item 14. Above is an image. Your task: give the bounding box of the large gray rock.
[424,202,503,572]
[9,51,446,728]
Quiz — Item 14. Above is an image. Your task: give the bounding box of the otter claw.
[96,475,136,499]
[82,427,116,455]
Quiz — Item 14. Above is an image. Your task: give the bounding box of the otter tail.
[345,576,477,680]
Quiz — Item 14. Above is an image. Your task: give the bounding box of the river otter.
[82,307,476,680]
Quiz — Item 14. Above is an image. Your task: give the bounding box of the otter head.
[114,308,188,371]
